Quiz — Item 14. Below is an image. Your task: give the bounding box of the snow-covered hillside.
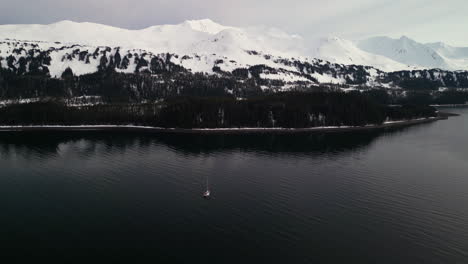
[309,36,413,72]
[1,19,468,79]
[0,20,305,60]
[357,36,448,69]
[425,42,468,71]
[357,36,468,71]
[0,20,316,78]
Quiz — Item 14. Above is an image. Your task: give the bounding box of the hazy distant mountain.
[357,36,468,71]
[309,36,414,72]
[425,42,468,70]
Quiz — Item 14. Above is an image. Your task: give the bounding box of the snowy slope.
[357,36,451,70]
[309,36,413,72]
[0,20,304,59]
[1,19,468,77]
[0,20,316,77]
[425,42,468,70]
[427,42,468,59]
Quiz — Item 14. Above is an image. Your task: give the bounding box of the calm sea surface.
[1,109,468,262]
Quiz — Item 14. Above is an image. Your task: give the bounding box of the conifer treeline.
[362,90,468,105]
[0,68,263,101]
[0,93,436,128]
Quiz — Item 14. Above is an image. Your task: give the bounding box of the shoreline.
[432,104,468,108]
[0,116,449,134]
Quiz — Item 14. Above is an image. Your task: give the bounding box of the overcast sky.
[1,0,467,46]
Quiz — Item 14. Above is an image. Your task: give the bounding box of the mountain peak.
[358,36,452,69]
[182,19,231,34]
[1,20,467,71]
[399,35,417,43]
[185,18,216,24]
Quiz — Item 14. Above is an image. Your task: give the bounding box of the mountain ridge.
[1,19,468,95]
[357,36,451,70]
[1,19,468,72]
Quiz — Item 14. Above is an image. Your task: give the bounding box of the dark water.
[1,109,468,262]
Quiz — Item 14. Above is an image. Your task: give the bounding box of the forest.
[362,89,468,105]
[0,55,456,129]
[1,48,468,105]
[0,92,437,129]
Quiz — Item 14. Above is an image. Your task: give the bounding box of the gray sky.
[1,0,467,46]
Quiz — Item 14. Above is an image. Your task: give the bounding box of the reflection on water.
[0,124,428,159]
[0,110,468,262]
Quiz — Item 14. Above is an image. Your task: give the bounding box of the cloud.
[0,0,467,45]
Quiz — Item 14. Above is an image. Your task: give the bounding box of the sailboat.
[203,174,211,199]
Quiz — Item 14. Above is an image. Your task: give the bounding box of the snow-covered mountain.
[425,42,468,59]
[357,36,449,69]
[357,36,468,71]
[0,19,306,61]
[0,19,316,77]
[1,19,468,80]
[425,42,468,70]
[309,36,413,72]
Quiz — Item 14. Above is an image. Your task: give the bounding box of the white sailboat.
[203,174,211,199]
